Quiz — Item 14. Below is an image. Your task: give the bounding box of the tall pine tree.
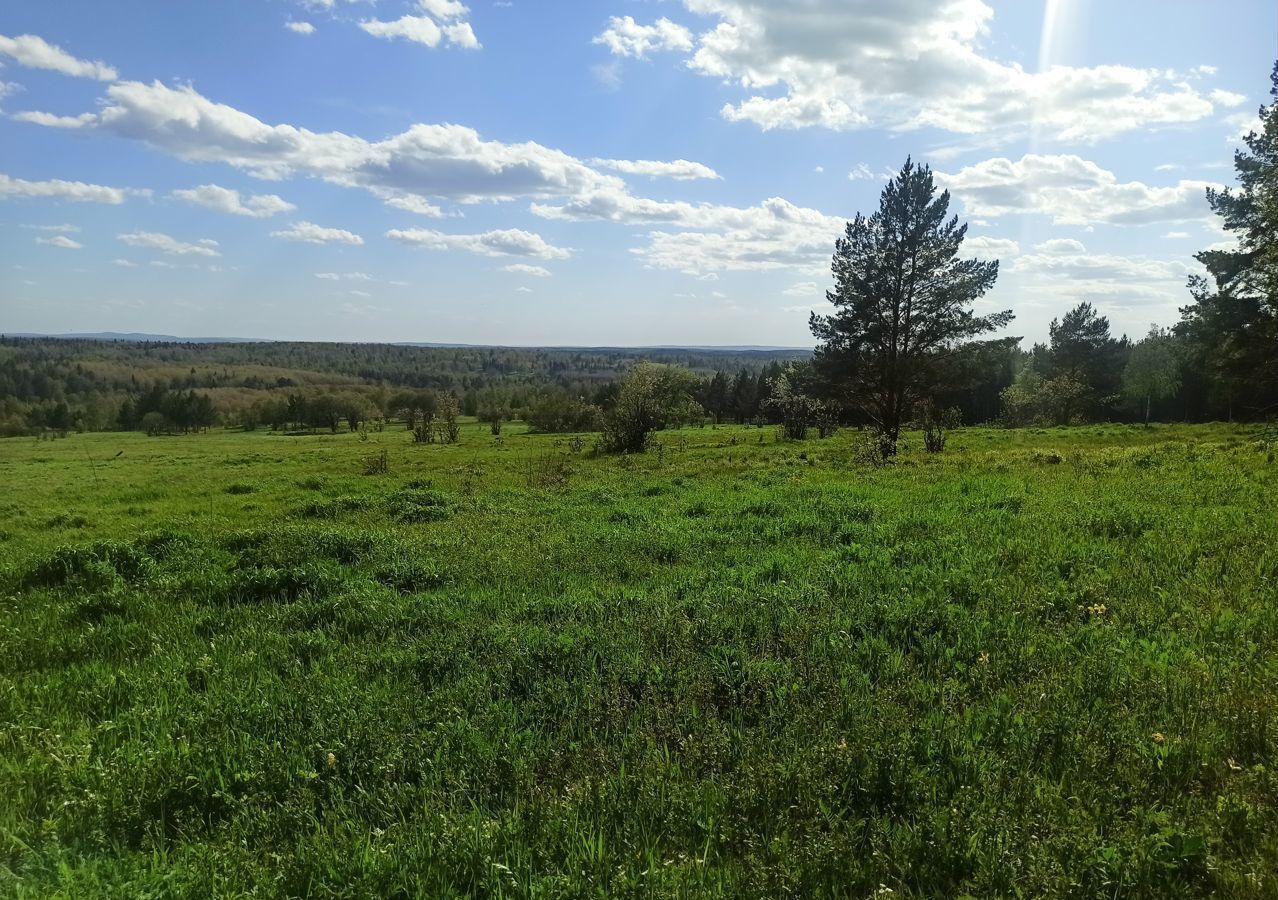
[811,158,1011,453]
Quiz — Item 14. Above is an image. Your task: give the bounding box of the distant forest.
[0,338,811,437]
[0,308,1270,439]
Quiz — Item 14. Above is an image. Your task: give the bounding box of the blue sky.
[1,0,1274,346]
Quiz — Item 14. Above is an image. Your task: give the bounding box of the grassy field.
[1,422,1276,897]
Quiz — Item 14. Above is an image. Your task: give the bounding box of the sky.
[0,0,1274,347]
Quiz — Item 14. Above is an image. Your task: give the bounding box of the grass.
[0,421,1275,897]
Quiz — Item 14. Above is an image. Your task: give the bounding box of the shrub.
[362,449,389,476]
[388,487,451,523]
[922,402,961,453]
[600,363,702,453]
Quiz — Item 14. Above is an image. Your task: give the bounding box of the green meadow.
[1,423,1276,898]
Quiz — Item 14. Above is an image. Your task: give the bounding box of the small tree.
[478,398,509,436]
[1123,326,1181,424]
[811,157,1010,456]
[601,363,702,453]
[435,394,461,444]
[765,365,822,440]
[921,401,960,453]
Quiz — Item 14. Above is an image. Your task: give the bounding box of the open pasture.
[1,423,1276,897]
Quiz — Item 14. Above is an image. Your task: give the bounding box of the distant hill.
[7,332,810,352]
[4,332,271,344]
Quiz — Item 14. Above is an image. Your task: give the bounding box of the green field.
[1,423,1276,897]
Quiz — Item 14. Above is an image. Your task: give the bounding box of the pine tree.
[811,158,1010,454]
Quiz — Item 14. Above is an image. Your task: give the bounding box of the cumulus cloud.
[591,158,720,180]
[1032,238,1087,254]
[533,191,846,275]
[1209,89,1246,108]
[272,221,364,245]
[18,80,622,211]
[0,33,117,81]
[593,16,692,58]
[599,1,1221,142]
[286,22,316,35]
[119,231,221,256]
[360,0,479,50]
[503,263,552,277]
[387,227,571,259]
[996,239,1197,331]
[936,154,1217,225]
[172,184,296,217]
[112,258,138,267]
[0,173,129,204]
[964,235,1020,258]
[36,234,82,249]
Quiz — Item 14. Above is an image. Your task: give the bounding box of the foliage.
[764,364,826,440]
[920,401,960,452]
[1124,327,1182,424]
[1176,60,1278,420]
[811,158,1011,454]
[600,363,703,453]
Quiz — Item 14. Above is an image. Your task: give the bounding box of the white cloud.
[272,221,364,245]
[0,173,128,204]
[1009,249,1191,292]
[1209,89,1246,108]
[112,258,137,267]
[533,191,845,275]
[1225,111,1264,142]
[936,154,1217,225]
[591,158,720,180]
[0,33,117,81]
[315,271,373,280]
[502,263,552,277]
[21,223,80,233]
[419,0,469,20]
[388,227,571,259]
[847,164,878,181]
[782,281,821,297]
[593,16,692,58]
[964,235,1020,257]
[360,16,444,47]
[119,231,221,257]
[0,80,21,102]
[36,234,82,249]
[515,286,533,293]
[383,195,444,216]
[1163,231,1189,239]
[613,1,1220,142]
[286,22,316,35]
[21,81,621,210]
[360,0,479,50]
[172,184,296,217]
[1032,238,1086,255]
[11,110,98,128]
